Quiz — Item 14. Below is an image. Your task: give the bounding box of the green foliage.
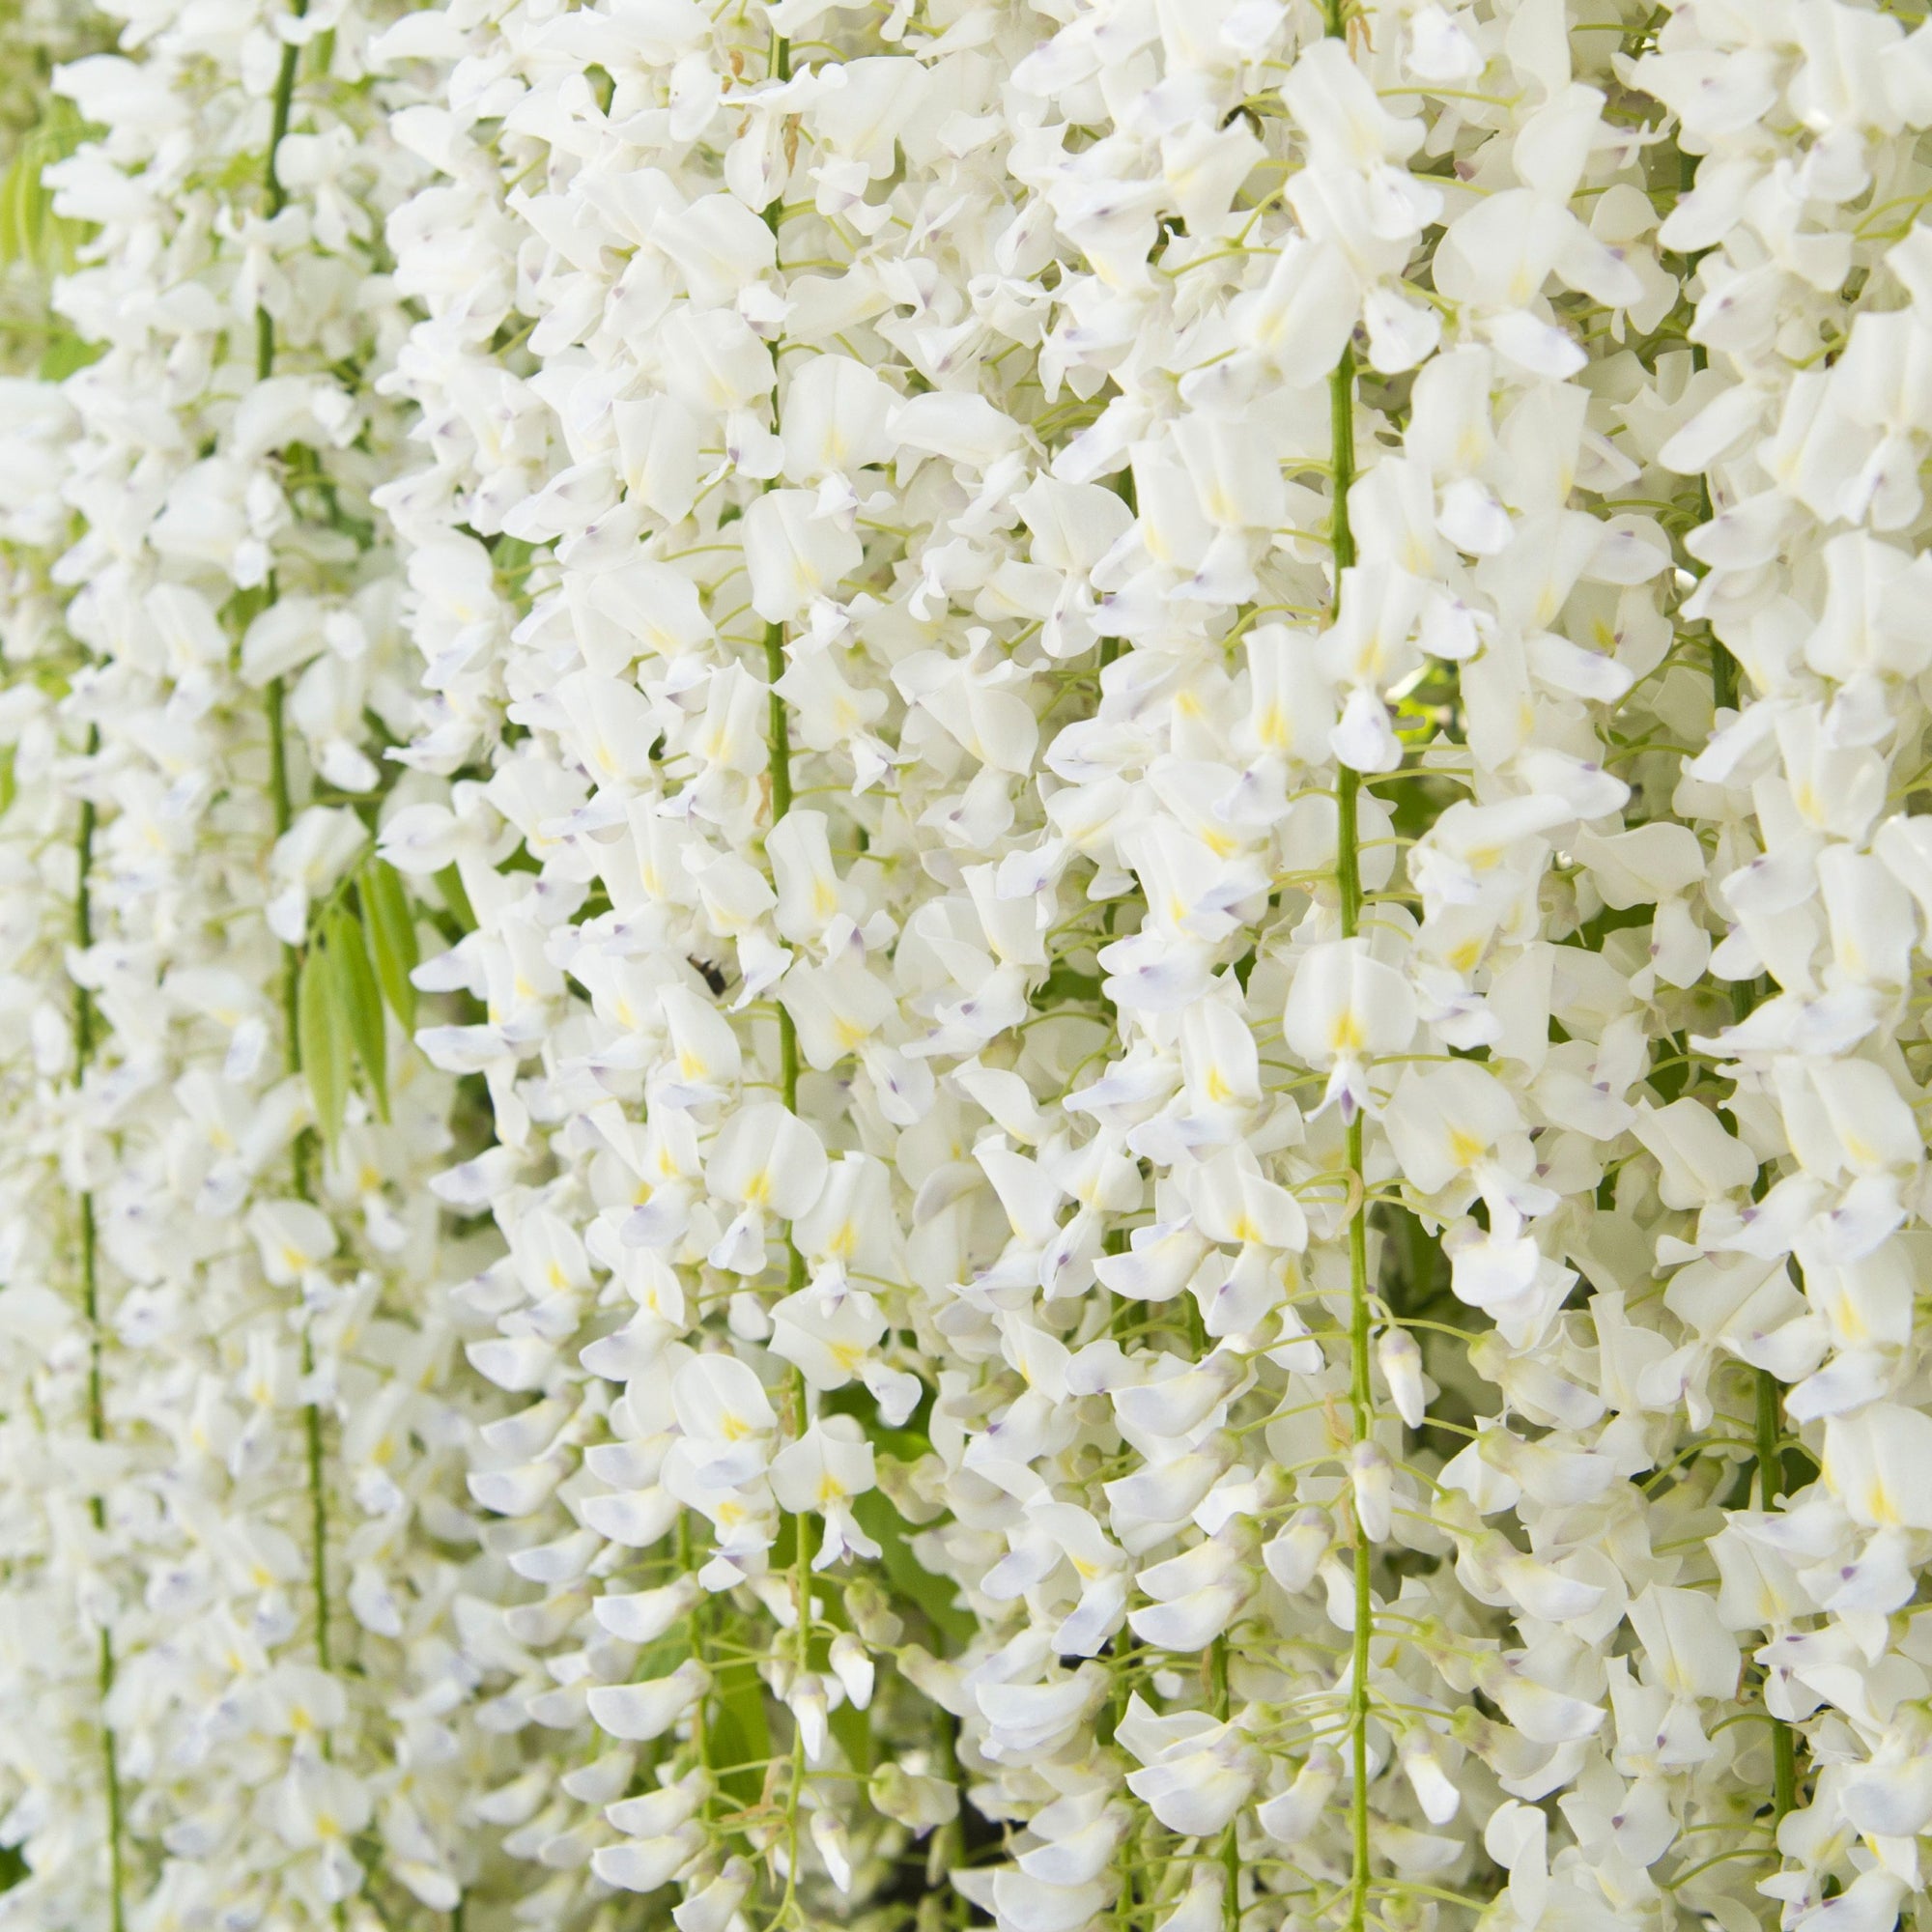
[0,95,93,275]
[853,1488,974,1655]
[297,934,352,1150]
[35,327,100,379]
[324,903,389,1122]
[358,857,419,1033]
[297,863,430,1144]
[707,1648,774,1808]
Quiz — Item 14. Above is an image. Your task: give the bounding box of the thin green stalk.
[1754,1329,1797,1826]
[1211,1635,1238,1932]
[759,39,809,1922]
[1323,177,1372,1932]
[679,1513,711,1804]
[781,1479,811,1921]
[73,728,128,1932]
[255,2,308,379]
[757,26,805,1294]
[258,0,334,1690]
[1698,518,1796,1836]
[1343,1117,1372,1932]
[762,616,804,1200]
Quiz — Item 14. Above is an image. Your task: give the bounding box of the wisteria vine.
[2,2,1931,1931]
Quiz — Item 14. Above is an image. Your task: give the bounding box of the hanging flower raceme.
[5,0,1932,1928]
[0,0,520,1924]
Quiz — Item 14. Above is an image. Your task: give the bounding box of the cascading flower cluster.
[6,0,1932,1927]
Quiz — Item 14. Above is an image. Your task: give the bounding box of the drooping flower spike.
[6,0,1932,1927]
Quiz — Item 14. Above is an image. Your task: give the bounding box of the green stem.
[1211,1636,1238,1932]
[258,0,334,1696]
[1754,1368,1797,1824]
[1675,147,1742,721]
[782,1483,811,1919]
[756,37,804,1288]
[73,729,127,1932]
[255,1,308,381]
[758,41,807,1922]
[1344,1111,1372,1932]
[1323,184,1372,1932]
[1686,390,1795,1831]
[680,1513,710,1804]
[764,623,806,1304]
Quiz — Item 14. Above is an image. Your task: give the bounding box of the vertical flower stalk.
[758,29,815,1912]
[1315,24,1372,1932]
[1691,337,1799,1847]
[257,0,333,1683]
[1752,1366,1797,1826]
[1326,333,1375,1932]
[1703,574,1799,1836]
[71,724,127,1932]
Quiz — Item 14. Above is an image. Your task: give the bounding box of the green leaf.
[326,905,389,1122]
[435,862,476,935]
[0,155,23,266]
[38,331,103,382]
[297,940,351,1150]
[1032,962,1104,1009]
[853,1491,974,1654]
[357,859,418,1034]
[706,1651,772,1810]
[17,134,46,265]
[829,1693,871,1776]
[0,102,99,276]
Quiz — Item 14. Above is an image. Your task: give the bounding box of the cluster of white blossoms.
[0,0,524,1923]
[6,0,1932,1927]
